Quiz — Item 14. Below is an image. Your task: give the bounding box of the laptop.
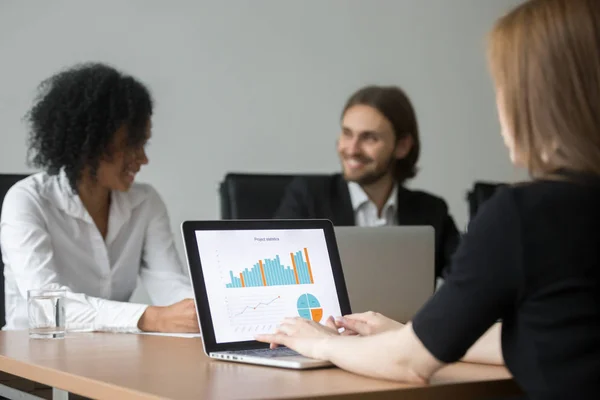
[181,219,352,369]
[334,226,435,323]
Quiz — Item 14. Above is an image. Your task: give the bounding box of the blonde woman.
[258,0,600,397]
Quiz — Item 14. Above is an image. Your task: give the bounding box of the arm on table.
[137,186,198,333]
[462,323,504,365]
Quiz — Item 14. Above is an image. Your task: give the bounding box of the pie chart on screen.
[297,293,323,322]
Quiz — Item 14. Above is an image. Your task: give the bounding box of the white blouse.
[0,172,193,331]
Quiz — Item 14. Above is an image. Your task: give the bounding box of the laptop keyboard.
[224,348,300,358]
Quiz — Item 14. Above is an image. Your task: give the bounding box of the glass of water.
[28,289,66,339]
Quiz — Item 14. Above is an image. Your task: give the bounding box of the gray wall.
[0,0,525,302]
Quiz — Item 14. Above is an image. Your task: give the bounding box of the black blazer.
[274,174,460,279]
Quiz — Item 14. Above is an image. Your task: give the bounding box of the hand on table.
[138,298,199,333]
[335,311,404,336]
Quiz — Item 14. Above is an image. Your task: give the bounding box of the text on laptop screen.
[195,228,342,343]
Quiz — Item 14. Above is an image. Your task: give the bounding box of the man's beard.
[342,153,396,186]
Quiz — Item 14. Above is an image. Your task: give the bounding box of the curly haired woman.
[0,63,198,333]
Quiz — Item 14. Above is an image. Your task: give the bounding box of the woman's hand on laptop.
[255,316,340,360]
[335,312,403,336]
[138,299,200,333]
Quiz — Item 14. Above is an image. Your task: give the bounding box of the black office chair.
[219,172,327,219]
[466,181,507,220]
[0,174,29,328]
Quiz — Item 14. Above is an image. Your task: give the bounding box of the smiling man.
[274,85,460,281]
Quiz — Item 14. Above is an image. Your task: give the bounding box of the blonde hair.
[488,0,600,178]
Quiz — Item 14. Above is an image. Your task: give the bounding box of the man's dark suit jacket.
[274,174,460,280]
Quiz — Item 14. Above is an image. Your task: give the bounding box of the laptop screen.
[194,228,343,343]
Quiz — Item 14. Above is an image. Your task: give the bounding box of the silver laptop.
[181,219,352,369]
[335,226,435,323]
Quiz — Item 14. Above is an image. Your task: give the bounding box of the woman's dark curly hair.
[25,62,153,192]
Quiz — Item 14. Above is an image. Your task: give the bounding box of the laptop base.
[209,352,333,369]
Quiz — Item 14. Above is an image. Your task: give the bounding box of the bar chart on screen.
[225,247,315,288]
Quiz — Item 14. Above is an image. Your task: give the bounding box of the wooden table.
[0,330,521,400]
